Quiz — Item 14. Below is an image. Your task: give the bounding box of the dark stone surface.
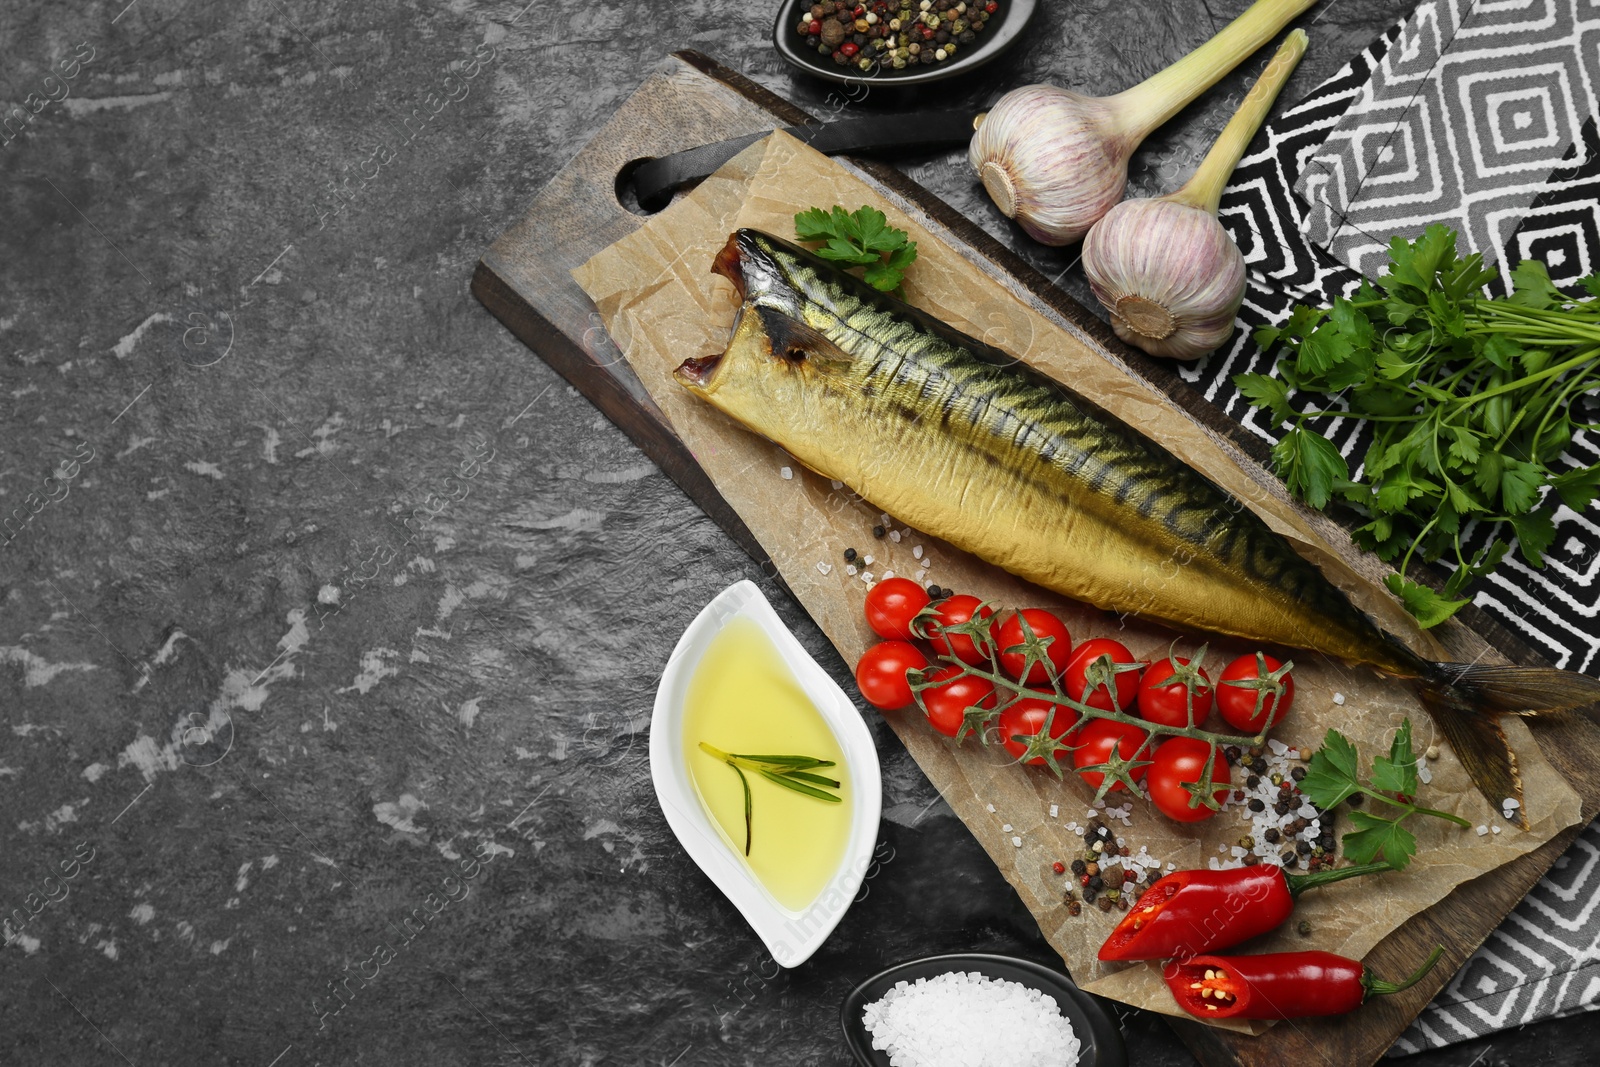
[0,1,1592,1065]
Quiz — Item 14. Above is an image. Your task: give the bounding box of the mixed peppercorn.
[795,0,1001,73]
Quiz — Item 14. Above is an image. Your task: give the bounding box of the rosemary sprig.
[698,742,843,855]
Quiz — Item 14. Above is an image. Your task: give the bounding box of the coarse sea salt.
[780,467,793,480]
[890,530,902,542]
[1332,692,1345,706]
[1476,825,1490,836]
[862,971,1081,1067]
[816,561,833,576]
[1049,805,1059,819]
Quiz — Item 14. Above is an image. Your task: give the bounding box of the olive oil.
[683,616,851,912]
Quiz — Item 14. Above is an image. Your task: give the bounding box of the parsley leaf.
[1301,720,1472,870]
[794,205,918,291]
[1245,225,1600,627]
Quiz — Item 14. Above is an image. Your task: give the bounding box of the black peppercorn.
[1087,875,1103,891]
[872,524,886,538]
[1281,851,1298,868]
[1070,859,1086,876]
[1247,798,1265,812]
[1347,793,1364,807]
[1082,888,1096,904]
[1066,900,1082,916]
[1290,766,1307,781]
[1245,774,1260,789]
[1264,828,1280,844]
[844,547,857,562]
[1097,896,1113,912]
[1296,840,1312,855]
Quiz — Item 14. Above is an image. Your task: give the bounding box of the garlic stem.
[1168,29,1309,215]
[1111,0,1315,141]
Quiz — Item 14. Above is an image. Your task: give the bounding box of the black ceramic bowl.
[773,0,1038,88]
[840,952,1127,1067]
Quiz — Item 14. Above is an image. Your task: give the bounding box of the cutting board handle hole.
[616,157,671,217]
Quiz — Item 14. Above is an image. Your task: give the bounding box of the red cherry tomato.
[993,608,1073,685]
[919,665,996,739]
[925,594,994,667]
[1072,719,1149,792]
[1065,638,1143,712]
[854,640,928,710]
[1147,737,1231,822]
[864,577,931,641]
[1137,656,1213,729]
[998,696,1077,766]
[1216,654,1295,734]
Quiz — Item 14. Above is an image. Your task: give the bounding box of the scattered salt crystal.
[1011,836,1022,847]
[1116,837,1125,847]
[864,555,875,565]
[1218,844,1228,854]
[1476,825,1489,836]
[1332,692,1345,706]
[1492,826,1502,835]
[1268,739,1289,756]
[846,565,858,576]
[1002,824,1013,833]
[816,561,833,576]
[915,570,927,581]
[1231,846,1246,858]
[830,479,844,490]
[860,571,875,583]
[1418,764,1433,784]
[1085,811,1096,820]
[1208,857,1221,870]
[1297,804,1317,819]
[1093,799,1106,809]
[986,804,995,813]
[880,513,892,526]
[913,545,924,559]
[1504,798,1521,810]
[1073,827,1084,836]
[883,570,895,581]
[890,530,902,543]
[1049,806,1059,818]
[780,466,793,480]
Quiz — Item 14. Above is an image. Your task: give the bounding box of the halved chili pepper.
[1165,946,1444,1019]
[1098,861,1393,961]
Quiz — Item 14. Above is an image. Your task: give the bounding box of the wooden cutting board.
[473,50,1600,1067]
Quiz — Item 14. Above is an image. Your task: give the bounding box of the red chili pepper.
[1097,861,1393,961]
[1165,947,1444,1019]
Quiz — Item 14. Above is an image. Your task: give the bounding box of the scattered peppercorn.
[1290,766,1307,782]
[1297,920,1312,937]
[1347,793,1364,807]
[1245,774,1260,789]
[1296,840,1312,855]
[1224,745,1242,764]
[1097,896,1113,912]
[1066,899,1082,916]
[1102,867,1124,890]
[1281,851,1298,868]
[1087,875,1103,891]
[843,547,857,562]
[1118,845,1130,857]
[1084,861,1099,877]
[1247,798,1265,812]
[1052,861,1065,874]
[1264,827,1281,844]
[872,524,886,538]
[1083,888,1097,904]
[1243,853,1260,866]
[1070,859,1087,876]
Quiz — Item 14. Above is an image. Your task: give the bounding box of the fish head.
[674,302,856,437]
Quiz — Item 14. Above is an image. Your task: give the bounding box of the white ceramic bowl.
[651,579,883,969]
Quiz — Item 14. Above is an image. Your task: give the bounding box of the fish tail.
[1416,663,1600,829]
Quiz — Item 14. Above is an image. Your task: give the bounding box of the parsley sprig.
[1240,225,1600,626]
[1299,719,1471,870]
[795,205,918,292]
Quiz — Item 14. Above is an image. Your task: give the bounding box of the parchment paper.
[572,131,1583,1029]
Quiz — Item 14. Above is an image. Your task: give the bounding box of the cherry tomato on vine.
[1216,653,1295,734]
[1065,638,1143,712]
[998,696,1077,766]
[1147,736,1231,822]
[1138,656,1213,729]
[864,576,931,641]
[993,608,1073,685]
[919,665,996,739]
[855,640,928,710]
[1072,719,1149,792]
[926,594,995,667]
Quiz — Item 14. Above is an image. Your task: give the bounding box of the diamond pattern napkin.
[1170,6,1600,1051]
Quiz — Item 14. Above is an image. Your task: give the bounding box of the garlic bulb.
[970,0,1314,246]
[1084,31,1308,360]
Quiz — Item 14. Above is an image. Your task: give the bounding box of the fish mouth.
[674,352,723,391]
[711,232,747,299]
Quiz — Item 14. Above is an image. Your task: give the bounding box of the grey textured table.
[0,2,1591,1065]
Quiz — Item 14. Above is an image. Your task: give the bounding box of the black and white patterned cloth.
[1175,4,1600,1050]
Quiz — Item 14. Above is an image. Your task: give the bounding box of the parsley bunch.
[1299,719,1470,870]
[795,205,918,292]
[1240,225,1600,626]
